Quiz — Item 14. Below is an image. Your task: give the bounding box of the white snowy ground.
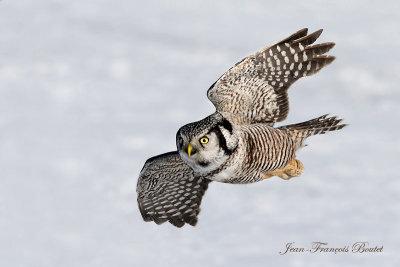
[0,1,399,266]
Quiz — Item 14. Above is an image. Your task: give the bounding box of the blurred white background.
[0,0,399,266]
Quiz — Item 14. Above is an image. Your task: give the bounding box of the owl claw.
[263,159,304,180]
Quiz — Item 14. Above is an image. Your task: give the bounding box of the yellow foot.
[263,159,304,180]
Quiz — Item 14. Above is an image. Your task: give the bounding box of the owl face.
[176,113,238,174]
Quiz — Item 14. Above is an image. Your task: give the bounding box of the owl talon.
[263,159,304,180]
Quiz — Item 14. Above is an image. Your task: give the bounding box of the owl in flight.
[137,28,346,227]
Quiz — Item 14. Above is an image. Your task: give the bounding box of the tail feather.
[279,114,347,149]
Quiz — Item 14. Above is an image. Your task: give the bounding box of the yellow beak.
[187,144,192,157]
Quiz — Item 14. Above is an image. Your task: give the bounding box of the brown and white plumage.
[207,28,335,125]
[278,114,347,150]
[177,113,345,184]
[137,152,210,227]
[138,28,346,227]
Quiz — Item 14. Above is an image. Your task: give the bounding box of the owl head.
[176,113,238,174]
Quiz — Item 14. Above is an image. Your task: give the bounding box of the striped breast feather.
[137,152,211,227]
[207,28,335,125]
[242,124,295,174]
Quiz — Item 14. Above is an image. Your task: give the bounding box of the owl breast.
[206,124,295,184]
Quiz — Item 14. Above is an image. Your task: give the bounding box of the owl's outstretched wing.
[207,28,335,125]
[137,152,211,227]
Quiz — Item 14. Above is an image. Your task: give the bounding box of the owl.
[137,28,346,227]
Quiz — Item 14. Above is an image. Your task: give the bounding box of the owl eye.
[200,137,209,144]
[179,137,183,145]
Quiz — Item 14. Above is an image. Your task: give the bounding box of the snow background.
[1,0,399,266]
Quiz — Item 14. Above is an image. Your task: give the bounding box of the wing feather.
[207,28,335,125]
[137,152,211,227]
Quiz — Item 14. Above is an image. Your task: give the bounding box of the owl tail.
[278,114,347,150]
